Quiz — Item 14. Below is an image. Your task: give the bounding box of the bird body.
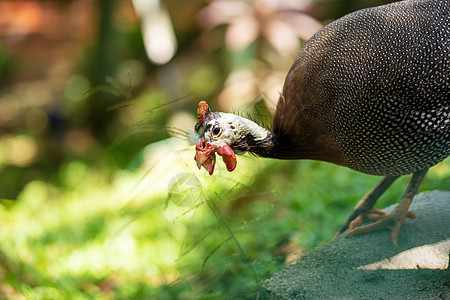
[273,0,450,176]
[194,0,449,244]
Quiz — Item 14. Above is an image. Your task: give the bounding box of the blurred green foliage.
[0,0,448,299]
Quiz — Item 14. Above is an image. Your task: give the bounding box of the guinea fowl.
[193,0,450,246]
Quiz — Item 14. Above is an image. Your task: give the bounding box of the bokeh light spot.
[116,59,146,88]
[26,107,48,134]
[3,135,38,167]
[64,75,90,102]
[167,111,196,136]
[0,95,19,124]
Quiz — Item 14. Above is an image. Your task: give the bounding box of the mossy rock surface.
[264,191,450,300]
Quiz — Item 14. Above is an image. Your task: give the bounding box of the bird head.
[193,101,270,175]
[193,101,238,175]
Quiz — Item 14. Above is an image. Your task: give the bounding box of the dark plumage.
[194,0,449,245]
[273,0,450,175]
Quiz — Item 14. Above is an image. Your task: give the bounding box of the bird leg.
[345,169,428,246]
[335,176,399,238]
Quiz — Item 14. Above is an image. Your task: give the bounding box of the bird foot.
[335,170,426,246]
[348,209,416,229]
[345,210,416,247]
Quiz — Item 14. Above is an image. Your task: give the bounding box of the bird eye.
[212,126,221,136]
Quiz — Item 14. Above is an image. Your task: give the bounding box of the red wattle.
[217,145,235,158]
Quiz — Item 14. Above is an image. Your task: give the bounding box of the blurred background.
[0,0,448,299]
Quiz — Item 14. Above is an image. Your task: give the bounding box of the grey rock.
[263,191,450,300]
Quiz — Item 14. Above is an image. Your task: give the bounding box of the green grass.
[0,139,448,299]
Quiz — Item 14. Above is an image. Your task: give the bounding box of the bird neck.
[230,114,345,165]
[225,113,270,142]
[226,115,276,157]
[248,131,278,158]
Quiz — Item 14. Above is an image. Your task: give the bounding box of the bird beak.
[194,139,237,175]
[195,143,216,175]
